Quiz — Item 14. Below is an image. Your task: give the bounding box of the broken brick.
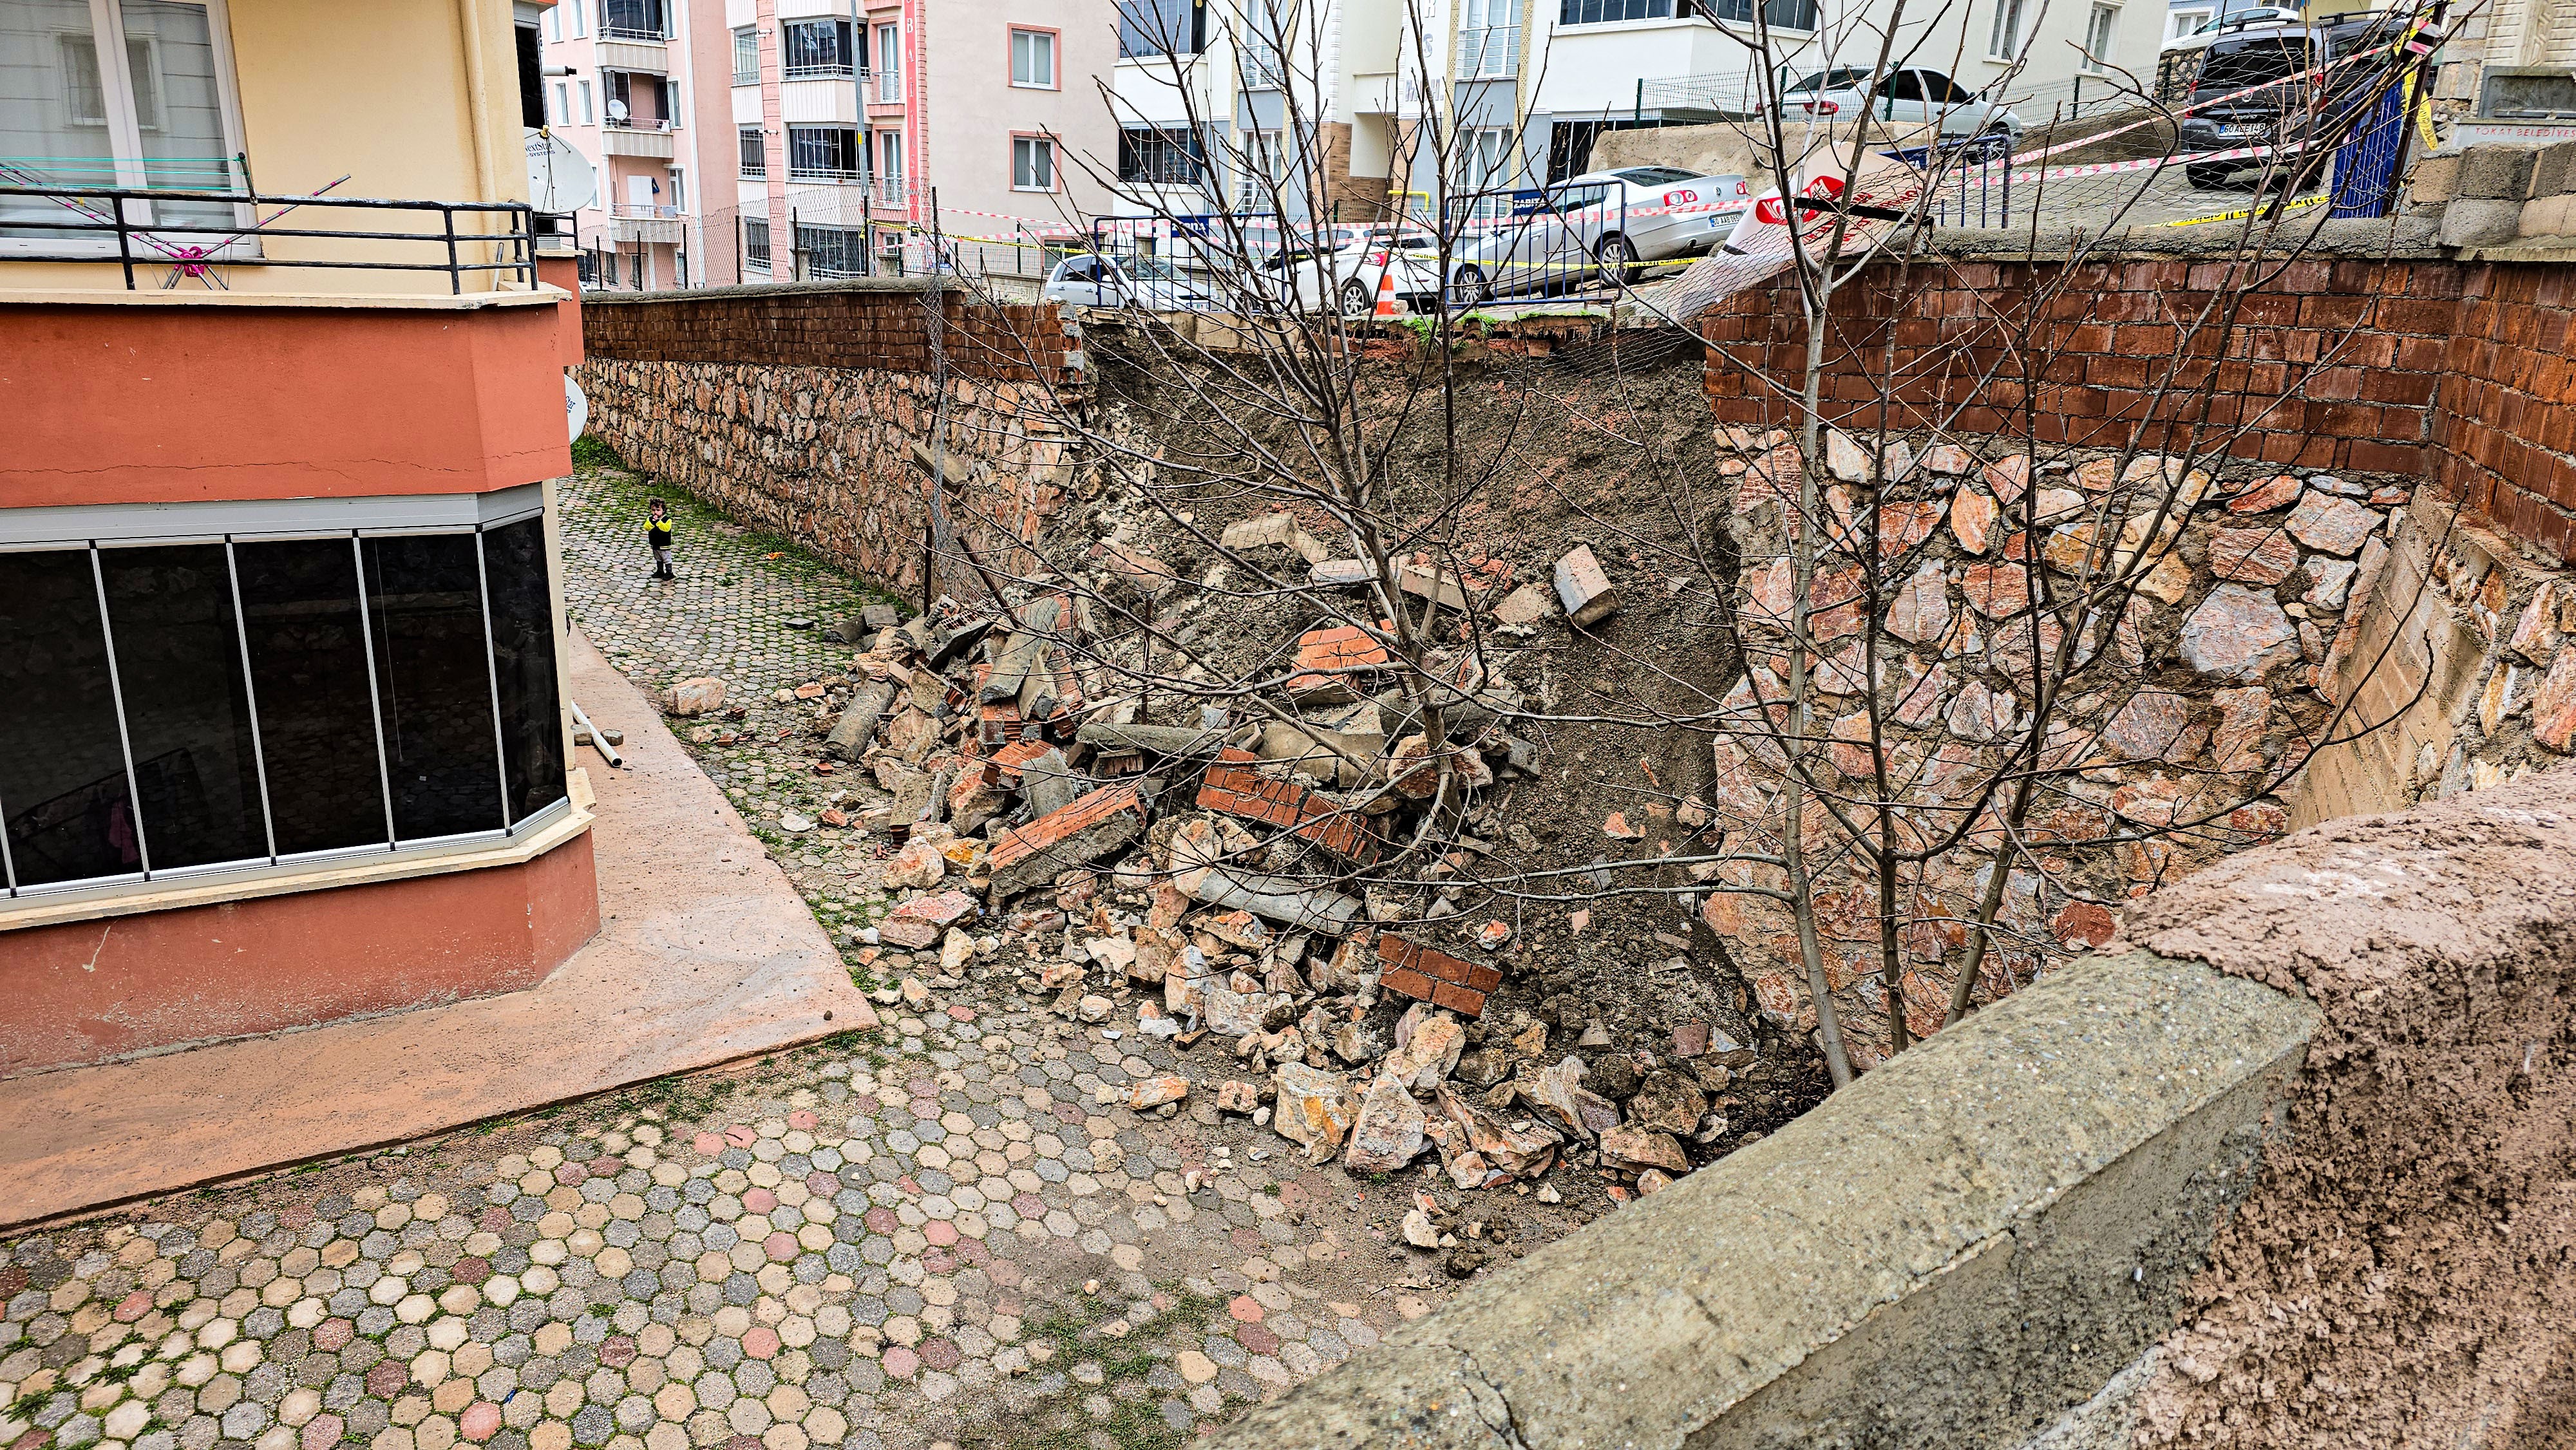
[1374,934,1502,1017]
[1197,754,1379,862]
[985,785,1150,900]
[1553,545,1618,627]
[880,889,980,950]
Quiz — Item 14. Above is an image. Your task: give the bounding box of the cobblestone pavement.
[0,466,1593,1450]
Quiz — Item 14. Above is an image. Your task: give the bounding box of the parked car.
[1442,168,1752,302]
[1774,67,2024,142]
[2167,13,2395,188]
[1038,252,1215,311]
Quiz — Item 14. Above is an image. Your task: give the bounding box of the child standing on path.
[646,498,675,581]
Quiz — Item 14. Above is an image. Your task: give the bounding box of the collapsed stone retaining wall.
[1208,768,2576,1450]
[576,279,1083,603]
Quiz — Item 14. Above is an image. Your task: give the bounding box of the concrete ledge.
[1210,951,2316,1449]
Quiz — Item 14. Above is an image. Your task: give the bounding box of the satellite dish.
[524,127,598,214]
[565,373,590,444]
[606,99,630,123]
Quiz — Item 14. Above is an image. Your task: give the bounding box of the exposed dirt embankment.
[2118,768,2576,1448]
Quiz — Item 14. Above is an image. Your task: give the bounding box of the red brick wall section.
[1197,750,1380,863]
[1376,932,1503,1017]
[2432,263,2576,561]
[581,281,1081,386]
[1701,255,2576,562]
[1700,256,2456,478]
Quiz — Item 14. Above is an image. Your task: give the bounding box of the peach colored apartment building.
[1,0,597,1071]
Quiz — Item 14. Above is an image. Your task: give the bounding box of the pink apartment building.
[537,0,737,287]
[721,0,1117,281]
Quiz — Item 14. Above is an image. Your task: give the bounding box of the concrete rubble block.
[1528,1056,1621,1142]
[884,839,946,890]
[1553,545,1619,627]
[2441,198,2525,248]
[1127,1075,1189,1109]
[1493,582,1555,628]
[1380,1012,1467,1091]
[2456,145,2538,201]
[1074,721,1233,763]
[1255,720,1385,789]
[1625,1069,1709,1136]
[1598,1124,1691,1174]
[660,677,728,717]
[983,784,1150,901]
[1190,866,1365,936]
[1398,563,1470,612]
[1220,512,1300,551]
[1434,1084,1560,1182]
[1341,1073,1427,1172]
[1310,559,1377,588]
[1271,1062,1357,1163]
[1373,933,1502,1018]
[1012,746,1083,819]
[878,889,979,950]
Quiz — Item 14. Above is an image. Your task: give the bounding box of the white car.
[1038,253,1215,312]
[1443,168,1752,303]
[1775,67,2023,142]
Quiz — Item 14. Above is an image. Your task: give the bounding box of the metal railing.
[0,181,538,293]
[788,165,866,182]
[604,114,677,132]
[598,23,670,41]
[1443,181,1625,305]
[611,202,685,219]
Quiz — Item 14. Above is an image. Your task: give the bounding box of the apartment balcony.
[596,36,670,73]
[781,75,866,124]
[611,203,688,244]
[601,117,679,159]
[0,180,579,509]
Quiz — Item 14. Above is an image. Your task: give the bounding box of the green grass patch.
[569,434,628,470]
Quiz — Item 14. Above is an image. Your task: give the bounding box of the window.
[1558,0,1683,23]
[1457,0,1519,76]
[553,80,570,125]
[599,0,665,39]
[1119,125,1206,184]
[0,498,567,896]
[1451,125,1515,194]
[875,23,901,99]
[782,19,853,77]
[577,79,594,124]
[1013,134,1057,190]
[1011,27,1057,87]
[744,216,771,271]
[1707,0,1815,28]
[788,125,860,178]
[876,129,902,186]
[0,0,244,248]
[567,0,583,38]
[795,223,864,277]
[1240,0,1283,88]
[732,25,759,82]
[739,124,766,175]
[1987,0,2027,59]
[1237,127,1283,209]
[2166,7,2210,40]
[1117,0,1206,55]
[2081,3,2119,70]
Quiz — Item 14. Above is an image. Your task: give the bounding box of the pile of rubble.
[658,570,1763,1214]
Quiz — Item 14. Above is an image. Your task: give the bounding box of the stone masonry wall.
[576,281,1083,603]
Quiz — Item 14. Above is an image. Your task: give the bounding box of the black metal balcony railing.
[0,182,538,294]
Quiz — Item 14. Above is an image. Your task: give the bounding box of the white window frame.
[1010,27,1057,88]
[2081,2,2119,71]
[875,23,902,100]
[1012,134,1057,191]
[1987,0,2027,59]
[3,0,254,257]
[578,78,596,124]
[1457,0,1519,79]
[732,24,759,83]
[2164,5,2210,40]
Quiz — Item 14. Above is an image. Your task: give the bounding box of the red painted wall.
[0,298,575,509]
[0,833,600,1077]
